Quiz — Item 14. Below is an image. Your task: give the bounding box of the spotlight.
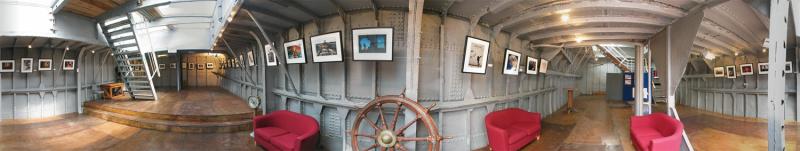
[27,45,32,49]
[91,50,95,53]
[561,14,570,22]
[575,37,584,43]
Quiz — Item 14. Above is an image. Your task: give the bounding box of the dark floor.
[88,88,252,116]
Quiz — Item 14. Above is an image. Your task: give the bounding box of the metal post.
[767,0,789,150]
[404,0,424,150]
[634,45,644,116]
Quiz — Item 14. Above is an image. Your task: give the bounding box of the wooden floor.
[87,88,252,116]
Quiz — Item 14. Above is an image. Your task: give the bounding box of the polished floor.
[88,88,252,116]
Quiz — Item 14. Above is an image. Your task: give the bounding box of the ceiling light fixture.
[704,51,715,60]
[575,37,584,43]
[91,50,95,53]
[561,14,570,22]
[27,45,32,49]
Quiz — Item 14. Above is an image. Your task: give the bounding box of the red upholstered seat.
[630,112,683,151]
[485,108,542,151]
[254,110,319,151]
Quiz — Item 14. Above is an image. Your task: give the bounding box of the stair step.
[84,107,251,133]
[104,21,131,31]
[114,51,142,55]
[114,43,137,49]
[107,28,134,37]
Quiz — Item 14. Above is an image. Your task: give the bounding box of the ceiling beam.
[527,27,660,41]
[562,40,643,48]
[539,34,651,44]
[488,0,525,13]
[695,31,743,53]
[693,39,733,55]
[495,1,686,29]
[270,0,319,18]
[700,19,751,48]
[247,6,301,24]
[52,0,71,13]
[514,16,671,35]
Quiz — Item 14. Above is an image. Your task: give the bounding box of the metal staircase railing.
[596,45,631,72]
[99,15,158,100]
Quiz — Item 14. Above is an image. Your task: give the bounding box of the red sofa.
[254,110,319,151]
[630,113,683,151]
[485,108,541,151]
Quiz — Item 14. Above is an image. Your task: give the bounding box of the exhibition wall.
[152,52,179,88]
[578,62,623,95]
[0,48,115,120]
[182,52,225,87]
[215,9,585,150]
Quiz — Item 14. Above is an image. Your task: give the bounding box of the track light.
[27,45,31,49]
[561,14,570,22]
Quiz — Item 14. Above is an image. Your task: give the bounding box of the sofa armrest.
[649,130,683,151]
[253,115,274,129]
[485,123,510,151]
[296,132,319,151]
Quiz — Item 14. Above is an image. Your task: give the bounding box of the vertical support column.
[404,0,424,150]
[76,47,86,114]
[767,0,789,150]
[635,45,644,116]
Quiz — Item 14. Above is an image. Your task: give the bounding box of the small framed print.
[181,63,187,69]
[283,39,307,64]
[38,59,52,71]
[20,58,33,73]
[188,63,195,70]
[198,64,205,70]
[786,62,793,73]
[726,66,736,78]
[247,51,255,66]
[526,57,538,75]
[158,64,165,69]
[63,59,75,70]
[502,49,521,75]
[265,44,279,66]
[170,63,176,69]
[758,63,768,74]
[740,64,753,75]
[713,67,725,77]
[461,36,490,74]
[352,27,393,61]
[310,31,343,62]
[207,63,214,69]
[0,60,14,72]
[539,59,549,73]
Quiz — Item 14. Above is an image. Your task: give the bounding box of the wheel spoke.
[398,137,429,142]
[390,103,403,130]
[362,115,382,131]
[363,144,379,151]
[394,116,420,134]
[396,144,409,151]
[355,133,376,139]
[377,103,389,129]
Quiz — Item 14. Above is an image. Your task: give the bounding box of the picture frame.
[758,63,768,74]
[352,27,394,61]
[461,36,491,74]
[38,59,52,71]
[188,63,195,70]
[502,49,521,75]
[740,64,753,75]
[198,63,205,70]
[20,58,33,73]
[786,62,793,73]
[283,39,307,64]
[266,44,279,66]
[310,31,344,62]
[63,59,75,70]
[0,60,14,72]
[726,66,736,78]
[539,59,549,73]
[713,67,725,77]
[170,63,176,69]
[247,51,255,66]
[207,63,214,69]
[181,63,186,69]
[526,57,538,75]
[158,64,165,69]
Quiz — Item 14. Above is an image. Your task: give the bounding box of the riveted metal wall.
[213,10,581,151]
[182,52,225,87]
[578,62,623,95]
[1,48,115,120]
[677,55,798,121]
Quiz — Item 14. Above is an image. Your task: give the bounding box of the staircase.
[100,15,159,100]
[596,45,632,72]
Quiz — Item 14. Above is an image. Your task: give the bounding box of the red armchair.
[630,113,683,151]
[485,108,541,151]
[254,110,319,151]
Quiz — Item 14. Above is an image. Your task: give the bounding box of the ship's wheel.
[350,95,444,151]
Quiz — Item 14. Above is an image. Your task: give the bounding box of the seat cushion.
[633,134,660,151]
[507,130,530,144]
[632,127,664,138]
[269,132,299,150]
[255,127,290,140]
[510,123,540,135]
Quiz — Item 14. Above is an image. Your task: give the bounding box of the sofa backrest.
[268,110,319,135]
[486,108,529,127]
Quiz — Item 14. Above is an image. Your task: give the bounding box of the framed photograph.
[207,63,214,69]
[63,59,75,70]
[726,66,736,78]
[265,44,279,66]
[0,60,14,72]
[170,63,176,69]
[539,59,549,73]
[526,57,538,75]
[198,63,205,70]
[713,67,725,77]
[158,64,165,69]
[21,58,33,73]
[247,51,255,66]
[181,63,186,69]
[740,64,753,75]
[461,36,491,74]
[758,63,768,74]
[310,32,344,62]
[283,39,306,64]
[352,27,393,61]
[502,49,521,75]
[38,59,52,71]
[786,62,793,72]
[188,63,195,70]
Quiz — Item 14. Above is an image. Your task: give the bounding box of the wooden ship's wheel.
[350,95,444,151]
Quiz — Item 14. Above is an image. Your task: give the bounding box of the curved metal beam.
[563,40,643,47]
[514,16,672,35]
[695,31,741,53]
[495,1,686,28]
[527,27,660,40]
[539,34,650,44]
[700,19,751,48]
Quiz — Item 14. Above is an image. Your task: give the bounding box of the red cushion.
[509,123,537,135]
[269,133,299,150]
[507,131,529,144]
[255,127,290,139]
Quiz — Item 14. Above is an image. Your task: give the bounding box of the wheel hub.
[376,130,397,147]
